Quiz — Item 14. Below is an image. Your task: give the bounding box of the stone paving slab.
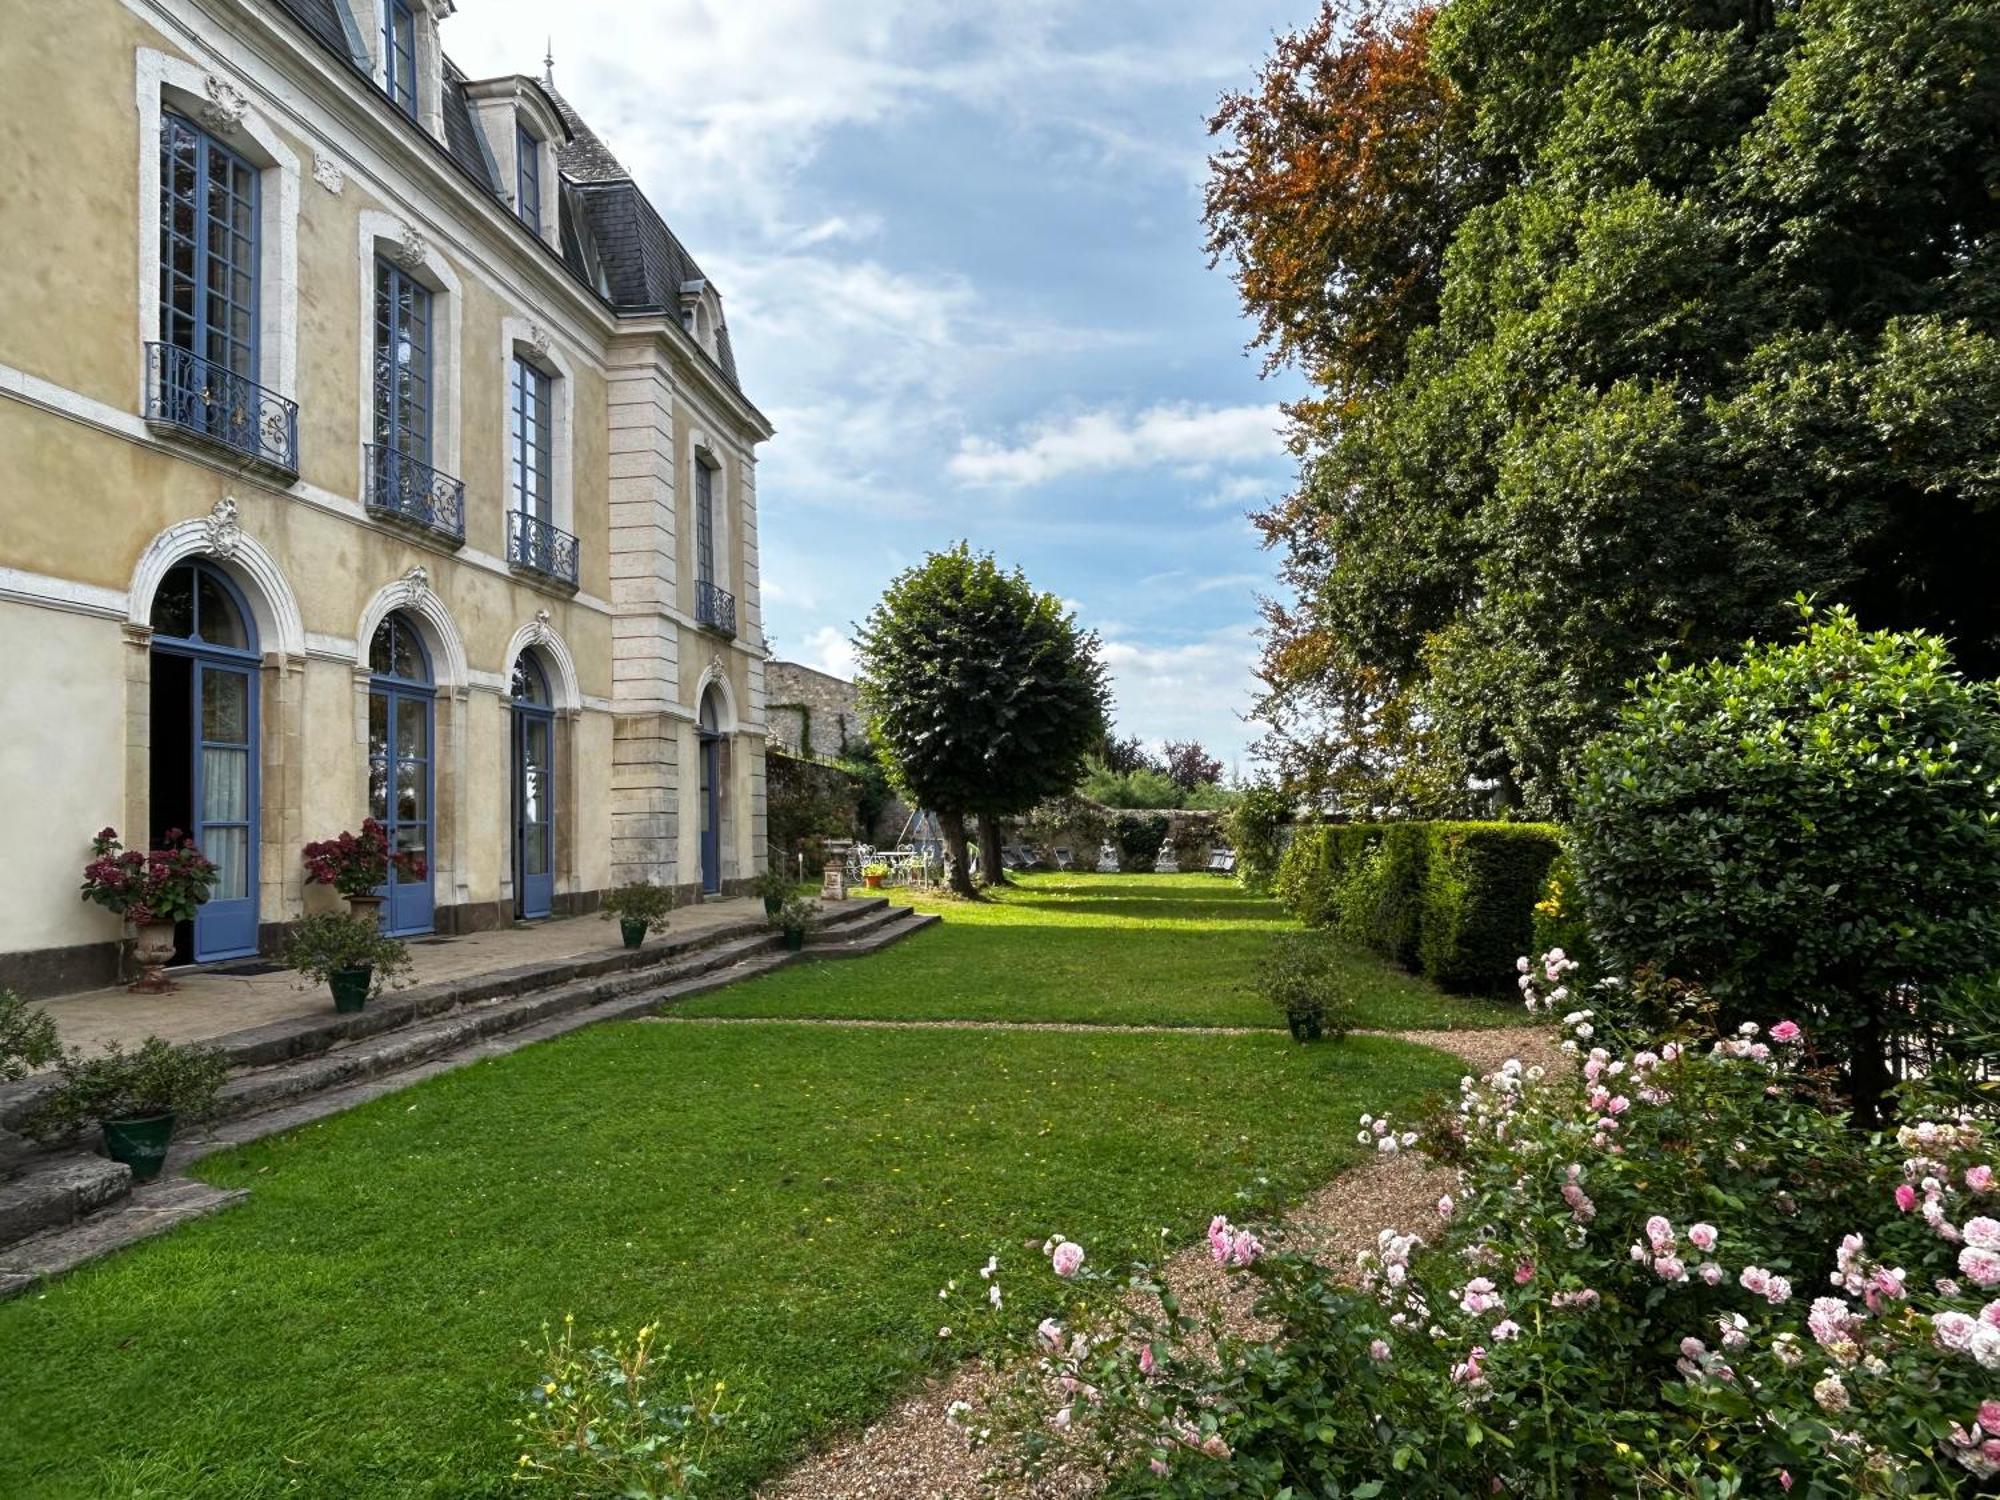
[0,1176,248,1298]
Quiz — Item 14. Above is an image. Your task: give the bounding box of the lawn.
[0,874,1480,1498]
[702,871,1533,1031]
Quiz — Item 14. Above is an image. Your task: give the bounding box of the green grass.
[0,1024,1461,1498]
[690,872,1533,1031]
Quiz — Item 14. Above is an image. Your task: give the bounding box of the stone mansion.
[0,0,773,995]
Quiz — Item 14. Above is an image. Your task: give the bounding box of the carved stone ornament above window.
[312,153,345,194]
[201,496,242,561]
[396,565,430,611]
[198,75,250,132]
[530,607,553,646]
[527,324,552,361]
[391,222,428,271]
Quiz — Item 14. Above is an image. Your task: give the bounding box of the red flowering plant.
[301,819,425,899]
[80,828,218,927]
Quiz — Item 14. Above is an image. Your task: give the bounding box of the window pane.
[201,745,249,823]
[395,760,427,823]
[151,565,196,639]
[203,824,250,901]
[202,669,249,743]
[369,756,389,820]
[195,569,248,649]
[396,697,428,759]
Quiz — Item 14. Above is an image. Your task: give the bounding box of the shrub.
[81,827,217,925]
[1574,603,2000,1123]
[301,819,424,899]
[770,898,816,938]
[1226,783,1290,891]
[601,882,677,931]
[1114,814,1171,873]
[966,956,2000,1497]
[0,990,59,1084]
[277,913,413,996]
[513,1315,735,1498]
[1415,823,1561,995]
[1277,821,1558,996]
[1249,932,1351,1039]
[24,1036,228,1138]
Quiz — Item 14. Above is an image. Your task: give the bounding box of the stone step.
[0,1176,246,1299]
[0,1154,133,1253]
[804,904,915,947]
[813,911,941,959]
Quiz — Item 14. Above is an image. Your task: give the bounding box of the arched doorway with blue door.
[366,612,434,935]
[148,560,260,963]
[697,683,729,894]
[509,650,556,919]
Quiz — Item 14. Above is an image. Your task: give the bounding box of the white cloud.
[1194,474,1274,512]
[796,624,860,680]
[1098,622,1261,763]
[1190,572,1267,596]
[948,403,1284,488]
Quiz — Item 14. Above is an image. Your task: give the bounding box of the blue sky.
[447,1,1311,771]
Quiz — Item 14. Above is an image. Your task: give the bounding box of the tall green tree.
[1213,0,2000,816]
[855,546,1110,896]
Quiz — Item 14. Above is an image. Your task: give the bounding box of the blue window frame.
[149,561,261,964]
[368,613,435,936]
[516,125,541,230]
[374,259,433,467]
[695,458,716,588]
[159,111,259,380]
[698,684,723,893]
[510,356,553,521]
[384,0,417,118]
[510,653,555,919]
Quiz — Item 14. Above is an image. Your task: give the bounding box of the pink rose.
[1896,1183,1919,1212]
[1688,1223,1718,1253]
[1980,1399,2000,1432]
[1515,1261,1536,1285]
[1960,1245,2000,1288]
[1051,1241,1084,1278]
[1139,1343,1155,1376]
[1970,1165,1996,1194]
[1369,1338,1391,1361]
[1770,1020,1802,1043]
[1037,1318,1063,1348]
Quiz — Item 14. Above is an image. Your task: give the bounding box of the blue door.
[367,613,435,935]
[510,653,555,919]
[149,561,260,963]
[698,684,723,894]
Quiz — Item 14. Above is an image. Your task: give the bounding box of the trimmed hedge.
[1275,821,1561,996]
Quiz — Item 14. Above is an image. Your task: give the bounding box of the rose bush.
[963,953,2000,1497]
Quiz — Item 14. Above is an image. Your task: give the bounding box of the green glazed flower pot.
[620,918,648,950]
[1286,1010,1323,1044]
[782,929,806,952]
[102,1112,176,1183]
[329,966,373,1014]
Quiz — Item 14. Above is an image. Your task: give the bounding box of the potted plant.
[80,828,219,993]
[771,897,816,953]
[861,861,889,890]
[752,865,791,918]
[601,882,677,949]
[1253,931,1350,1044]
[23,1036,228,1181]
[277,912,413,1014]
[302,819,425,922]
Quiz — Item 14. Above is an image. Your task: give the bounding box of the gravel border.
[755,1025,1561,1500]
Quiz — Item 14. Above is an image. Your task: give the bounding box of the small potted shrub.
[771,897,816,952]
[0,989,59,1082]
[752,865,791,918]
[24,1036,228,1181]
[1253,931,1349,1044]
[80,828,219,993]
[302,819,425,922]
[861,861,889,890]
[601,881,677,948]
[278,911,413,1013]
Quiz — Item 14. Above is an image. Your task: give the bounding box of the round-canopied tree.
[1572,604,2000,1125]
[855,546,1111,897]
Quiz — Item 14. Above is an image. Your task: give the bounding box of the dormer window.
[384,0,418,117]
[516,124,541,231]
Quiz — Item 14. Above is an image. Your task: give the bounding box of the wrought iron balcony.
[145,342,299,478]
[695,579,737,638]
[508,510,579,591]
[364,444,465,546]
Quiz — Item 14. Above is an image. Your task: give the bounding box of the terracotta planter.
[864,875,884,890]
[102,1112,176,1182]
[129,920,179,994]
[346,894,385,924]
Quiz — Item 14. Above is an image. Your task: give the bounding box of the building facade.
[0,0,773,996]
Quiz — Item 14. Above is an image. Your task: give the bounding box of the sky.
[444,1,1313,772]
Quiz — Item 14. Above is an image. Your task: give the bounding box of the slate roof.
[264,0,746,396]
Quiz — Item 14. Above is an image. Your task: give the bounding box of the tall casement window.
[510,652,556,919]
[384,0,418,118]
[510,356,553,521]
[516,125,541,231]
[373,259,433,473]
[159,111,258,381]
[367,613,435,936]
[695,457,716,590]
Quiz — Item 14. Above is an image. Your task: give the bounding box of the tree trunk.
[1849,1004,1894,1132]
[977,818,1008,887]
[940,810,977,899]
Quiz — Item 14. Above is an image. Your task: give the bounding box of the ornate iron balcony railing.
[508,510,579,590]
[145,342,299,477]
[364,443,466,546]
[695,579,737,638]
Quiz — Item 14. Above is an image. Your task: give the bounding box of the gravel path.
[754,1023,1563,1500]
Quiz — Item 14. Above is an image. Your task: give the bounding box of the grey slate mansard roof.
[266,0,744,394]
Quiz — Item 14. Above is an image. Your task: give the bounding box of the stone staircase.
[0,899,937,1297]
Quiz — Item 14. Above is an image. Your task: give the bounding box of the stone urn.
[129,920,179,994]
[346,893,384,924]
